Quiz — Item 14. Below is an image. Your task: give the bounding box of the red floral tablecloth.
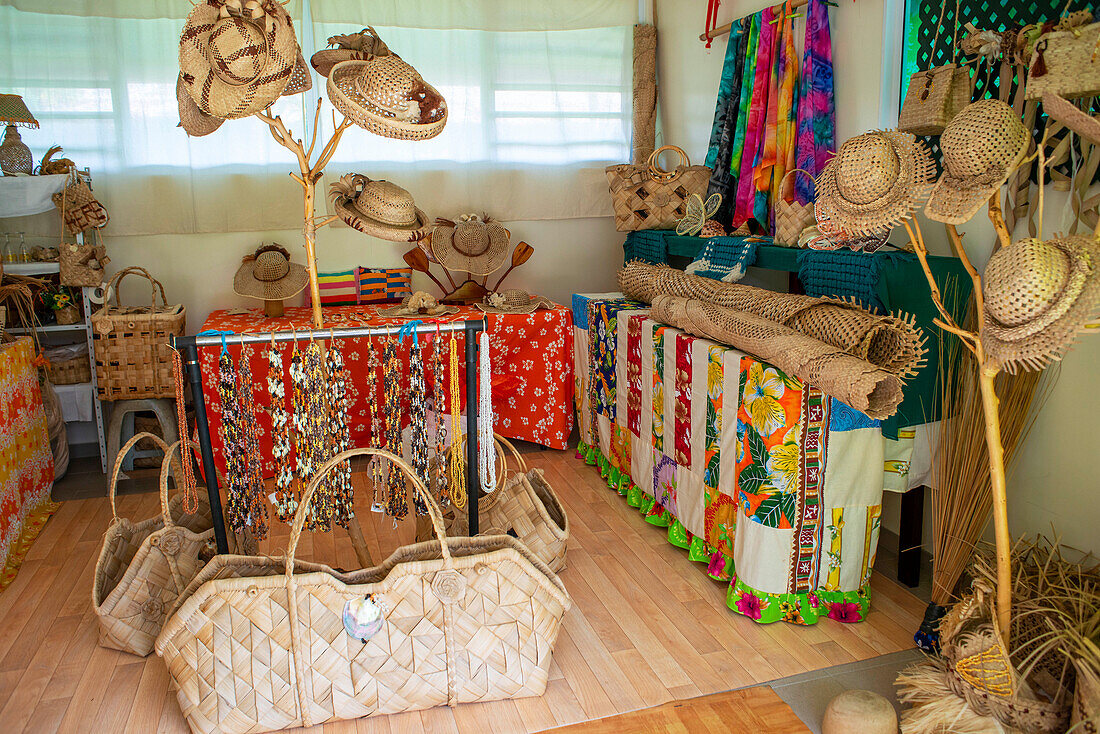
[199,305,574,477]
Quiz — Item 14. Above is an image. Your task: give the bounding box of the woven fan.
[676,193,722,236]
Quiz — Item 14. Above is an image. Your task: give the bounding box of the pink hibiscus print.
[807,592,821,609]
[735,591,765,620]
[707,551,726,577]
[827,601,862,624]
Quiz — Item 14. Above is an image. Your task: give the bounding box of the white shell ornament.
[343,594,385,641]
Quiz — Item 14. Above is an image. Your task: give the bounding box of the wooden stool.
[105,398,179,475]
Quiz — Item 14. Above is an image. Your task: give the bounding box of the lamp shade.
[0,94,39,128]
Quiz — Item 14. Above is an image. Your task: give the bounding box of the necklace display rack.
[171,318,488,557]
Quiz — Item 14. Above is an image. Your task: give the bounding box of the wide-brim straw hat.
[310,27,390,78]
[431,215,510,275]
[328,174,431,243]
[925,100,1030,225]
[476,290,557,314]
[814,130,935,236]
[327,57,447,141]
[981,233,1100,373]
[179,0,300,120]
[177,74,223,137]
[233,244,309,301]
[377,292,459,319]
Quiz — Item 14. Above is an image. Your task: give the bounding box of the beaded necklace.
[429,326,448,506]
[366,336,385,513]
[406,326,429,515]
[291,339,333,532]
[237,348,269,538]
[383,337,408,519]
[266,341,297,521]
[324,340,354,528]
[217,347,262,535]
[477,330,496,494]
[447,330,467,510]
[170,349,199,514]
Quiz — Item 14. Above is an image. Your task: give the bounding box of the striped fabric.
[359,267,412,303]
[316,269,360,307]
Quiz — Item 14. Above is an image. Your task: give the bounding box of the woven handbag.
[52,178,108,235]
[155,448,571,734]
[898,0,970,136]
[93,437,215,657]
[1026,22,1100,101]
[605,145,711,232]
[91,266,185,400]
[773,169,816,247]
[59,235,110,288]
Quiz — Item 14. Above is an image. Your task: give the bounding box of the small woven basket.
[91,266,185,400]
[47,353,91,385]
[54,304,80,324]
[93,436,214,657]
[59,239,108,288]
[1026,22,1100,101]
[773,169,816,247]
[898,64,971,136]
[605,145,711,232]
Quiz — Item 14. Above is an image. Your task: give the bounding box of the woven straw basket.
[898,64,971,136]
[773,169,816,247]
[93,436,214,657]
[605,145,710,232]
[444,436,569,574]
[1026,22,1100,101]
[155,448,571,734]
[59,240,108,287]
[91,266,185,400]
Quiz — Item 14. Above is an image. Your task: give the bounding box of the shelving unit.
[1,173,108,472]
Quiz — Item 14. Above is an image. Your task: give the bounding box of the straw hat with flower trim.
[310,27,390,78]
[431,214,510,276]
[328,174,431,243]
[233,243,309,301]
[925,100,1030,225]
[981,234,1100,373]
[814,130,935,237]
[327,55,447,141]
[476,290,557,315]
[178,0,301,120]
[377,291,458,319]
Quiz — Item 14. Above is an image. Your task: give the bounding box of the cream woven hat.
[377,292,458,319]
[431,215,510,276]
[814,130,935,236]
[328,174,431,243]
[233,244,309,300]
[925,100,1030,225]
[310,27,390,78]
[327,56,447,140]
[981,234,1100,373]
[179,0,300,120]
[476,290,557,314]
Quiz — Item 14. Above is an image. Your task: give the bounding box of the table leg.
[898,485,925,588]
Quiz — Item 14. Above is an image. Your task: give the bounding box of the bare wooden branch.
[986,193,1012,253]
[305,97,323,162]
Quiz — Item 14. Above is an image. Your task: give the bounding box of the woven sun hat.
[814,130,935,236]
[327,56,447,141]
[476,290,557,314]
[328,174,431,243]
[176,74,223,137]
[178,0,300,120]
[981,233,1100,373]
[310,27,390,78]
[377,291,459,319]
[925,100,1030,225]
[283,47,313,96]
[431,215,510,276]
[233,243,309,301]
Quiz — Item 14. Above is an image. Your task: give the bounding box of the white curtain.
[0,1,634,236]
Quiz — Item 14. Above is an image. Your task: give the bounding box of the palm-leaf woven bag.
[93,437,214,657]
[605,145,711,231]
[155,447,571,734]
[897,0,970,136]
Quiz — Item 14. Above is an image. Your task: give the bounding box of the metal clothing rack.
[171,318,487,555]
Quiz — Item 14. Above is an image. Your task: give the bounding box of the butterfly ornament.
[675,192,722,236]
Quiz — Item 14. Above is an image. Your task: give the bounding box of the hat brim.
[177,74,223,137]
[376,303,459,319]
[924,140,1028,225]
[310,48,369,78]
[332,194,431,243]
[981,235,1100,373]
[430,225,510,276]
[814,131,935,237]
[282,49,313,96]
[233,260,310,300]
[326,59,447,141]
[476,296,556,314]
[179,3,299,120]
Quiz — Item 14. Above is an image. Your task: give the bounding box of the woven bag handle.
[158,440,202,527]
[494,434,528,473]
[104,266,168,314]
[108,431,170,522]
[647,145,690,183]
[285,447,453,578]
[447,432,509,488]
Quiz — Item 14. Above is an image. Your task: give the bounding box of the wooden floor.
[0,447,924,733]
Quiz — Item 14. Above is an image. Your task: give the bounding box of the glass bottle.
[1,233,10,262]
[18,232,28,262]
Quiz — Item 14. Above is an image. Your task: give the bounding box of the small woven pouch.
[52,178,109,235]
[1025,16,1100,101]
[773,169,816,247]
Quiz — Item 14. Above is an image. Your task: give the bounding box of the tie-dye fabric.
[794,0,835,205]
[733,7,776,228]
[771,3,801,210]
[752,8,783,227]
[705,17,749,228]
[729,14,760,194]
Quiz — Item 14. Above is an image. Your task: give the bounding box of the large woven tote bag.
[605,145,711,232]
[156,448,572,734]
[93,437,214,657]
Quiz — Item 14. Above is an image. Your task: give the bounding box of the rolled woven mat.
[619,261,926,377]
[650,295,904,419]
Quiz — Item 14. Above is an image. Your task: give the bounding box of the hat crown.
[836,135,900,205]
[984,239,1070,327]
[207,16,269,86]
[354,179,416,226]
[357,55,418,116]
[254,250,290,281]
[941,99,1026,178]
[453,216,493,256]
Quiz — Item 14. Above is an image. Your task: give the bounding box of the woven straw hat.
[310,27,390,78]
[233,244,309,301]
[177,74,223,137]
[476,290,557,314]
[377,291,459,319]
[981,234,1100,373]
[814,130,935,236]
[926,100,1029,225]
[328,174,431,243]
[178,0,300,120]
[327,56,447,141]
[431,215,509,276]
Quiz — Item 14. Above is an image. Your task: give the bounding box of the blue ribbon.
[397,320,422,347]
[197,329,236,354]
